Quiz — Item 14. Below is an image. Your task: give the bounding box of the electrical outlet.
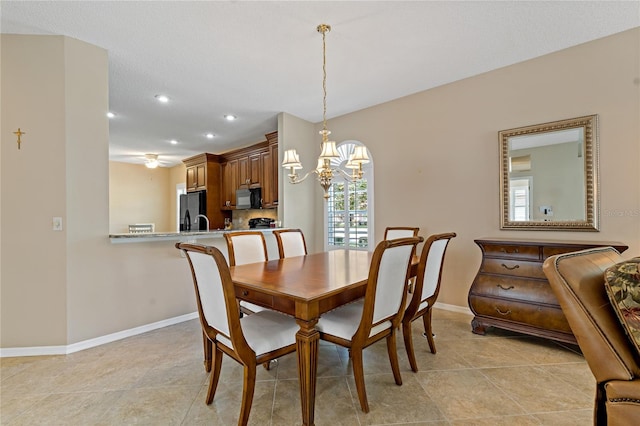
[53,217,63,231]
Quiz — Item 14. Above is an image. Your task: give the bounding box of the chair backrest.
[407,233,456,315]
[384,227,419,240]
[175,243,248,353]
[224,231,268,266]
[355,236,423,340]
[273,229,307,258]
[543,246,640,382]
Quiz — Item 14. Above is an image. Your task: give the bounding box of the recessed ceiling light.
[206,133,215,139]
[155,94,169,103]
[106,112,115,118]
[170,139,178,145]
[224,114,237,121]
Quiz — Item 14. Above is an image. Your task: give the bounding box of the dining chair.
[316,236,424,413]
[224,231,269,315]
[401,232,456,372]
[175,242,298,426]
[273,228,307,259]
[384,227,420,293]
[384,226,420,240]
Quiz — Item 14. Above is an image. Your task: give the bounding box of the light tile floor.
[1,309,595,425]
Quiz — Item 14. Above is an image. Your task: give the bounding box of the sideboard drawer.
[471,275,559,305]
[543,245,596,259]
[482,244,540,260]
[480,258,547,279]
[469,295,573,334]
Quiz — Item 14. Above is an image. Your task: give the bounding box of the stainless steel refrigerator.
[179,190,207,231]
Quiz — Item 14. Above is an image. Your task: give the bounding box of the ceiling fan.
[142,153,171,169]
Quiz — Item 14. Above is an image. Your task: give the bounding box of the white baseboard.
[433,301,473,316]
[1,304,471,358]
[0,312,198,358]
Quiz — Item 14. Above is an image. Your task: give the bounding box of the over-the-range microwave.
[236,187,261,209]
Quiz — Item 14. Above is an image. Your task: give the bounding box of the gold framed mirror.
[499,114,599,231]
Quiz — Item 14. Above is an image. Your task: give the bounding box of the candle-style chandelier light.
[282,24,370,199]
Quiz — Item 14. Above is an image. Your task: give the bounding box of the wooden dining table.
[230,249,370,425]
[229,249,418,426]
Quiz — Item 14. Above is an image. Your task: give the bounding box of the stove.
[248,217,275,229]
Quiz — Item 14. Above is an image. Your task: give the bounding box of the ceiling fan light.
[145,154,159,168]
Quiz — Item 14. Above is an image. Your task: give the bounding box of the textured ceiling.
[2,1,638,167]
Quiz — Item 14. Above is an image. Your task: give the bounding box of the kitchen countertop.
[109,228,283,244]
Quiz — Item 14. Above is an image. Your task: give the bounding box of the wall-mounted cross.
[13,128,26,150]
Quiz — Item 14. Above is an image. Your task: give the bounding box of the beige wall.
[304,28,640,308]
[1,35,196,349]
[109,162,176,233]
[278,113,320,252]
[1,35,69,346]
[1,28,638,350]
[168,163,186,232]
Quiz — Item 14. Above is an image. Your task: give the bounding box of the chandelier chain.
[318,24,331,134]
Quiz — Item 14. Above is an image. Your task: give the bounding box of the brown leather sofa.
[543,246,640,426]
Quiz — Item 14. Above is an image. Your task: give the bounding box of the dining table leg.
[296,318,319,426]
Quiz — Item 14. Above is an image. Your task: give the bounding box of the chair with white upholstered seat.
[224,231,270,315]
[383,226,419,240]
[175,242,298,426]
[224,231,269,267]
[384,227,420,293]
[402,232,456,371]
[316,236,423,413]
[273,228,307,259]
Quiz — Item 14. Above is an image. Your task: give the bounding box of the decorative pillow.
[604,258,640,355]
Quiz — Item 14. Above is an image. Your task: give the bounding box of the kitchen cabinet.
[221,159,238,208]
[248,153,261,188]
[186,162,206,191]
[260,150,273,208]
[238,154,261,189]
[262,131,278,208]
[182,153,227,229]
[468,238,628,345]
[220,132,277,208]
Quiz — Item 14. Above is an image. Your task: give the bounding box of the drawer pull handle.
[495,307,512,316]
[500,248,519,254]
[497,284,515,291]
[242,290,249,296]
[501,263,520,271]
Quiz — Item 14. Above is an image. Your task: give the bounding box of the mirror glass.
[499,115,599,231]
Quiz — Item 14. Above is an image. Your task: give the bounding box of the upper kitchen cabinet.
[182,153,226,229]
[221,159,238,208]
[238,153,262,189]
[219,131,278,209]
[186,162,207,191]
[263,131,278,208]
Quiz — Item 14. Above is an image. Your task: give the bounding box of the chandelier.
[282,24,370,199]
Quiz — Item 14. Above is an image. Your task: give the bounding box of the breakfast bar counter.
[109,228,283,244]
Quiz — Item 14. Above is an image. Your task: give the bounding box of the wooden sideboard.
[468,238,628,344]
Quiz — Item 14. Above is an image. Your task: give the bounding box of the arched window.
[324,141,374,251]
